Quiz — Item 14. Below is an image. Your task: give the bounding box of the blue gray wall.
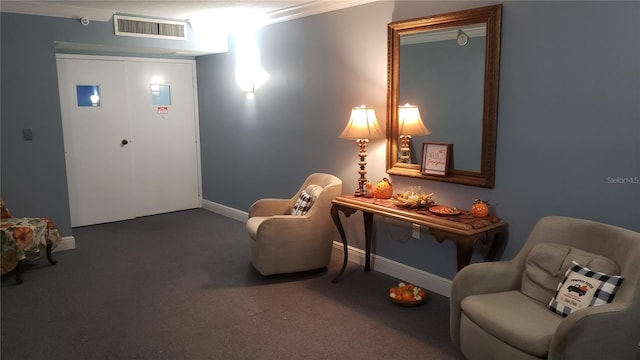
[198,1,639,279]
[2,1,638,280]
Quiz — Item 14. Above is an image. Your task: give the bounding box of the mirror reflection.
[386,5,502,188]
[399,25,486,172]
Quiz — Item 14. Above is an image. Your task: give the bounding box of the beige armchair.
[450,216,640,360]
[246,173,342,276]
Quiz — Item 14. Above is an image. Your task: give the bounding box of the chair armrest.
[450,260,521,346]
[248,198,291,218]
[549,303,639,360]
[252,215,320,244]
[451,260,521,300]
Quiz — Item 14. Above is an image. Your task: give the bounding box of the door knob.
[121,139,129,146]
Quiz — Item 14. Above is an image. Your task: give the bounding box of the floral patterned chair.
[1,198,61,284]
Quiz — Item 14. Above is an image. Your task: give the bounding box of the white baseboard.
[201,199,248,223]
[332,242,452,297]
[53,236,75,252]
[201,199,452,298]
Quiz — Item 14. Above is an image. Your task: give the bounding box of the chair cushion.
[461,290,564,357]
[548,261,624,317]
[521,242,620,304]
[291,190,313,216]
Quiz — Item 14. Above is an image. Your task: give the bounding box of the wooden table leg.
[429,228,489,271]
[453,236,479,271]
[484,226,507,262]
[363,211,374,272]
[331,204,357,283]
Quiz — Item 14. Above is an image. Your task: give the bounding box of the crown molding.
[1,1,380,24]
[264,0,380,24]
[0,1,114,21]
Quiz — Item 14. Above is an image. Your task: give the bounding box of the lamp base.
[399,135,412,163]
[354,139,369,197]
[399,146,411,163]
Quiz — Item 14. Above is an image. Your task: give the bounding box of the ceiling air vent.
[114,15,187,40]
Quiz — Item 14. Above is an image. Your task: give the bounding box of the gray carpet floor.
[1,208,464,360]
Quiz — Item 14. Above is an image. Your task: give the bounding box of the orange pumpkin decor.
[471,199,490,217]
[373,178,393,199]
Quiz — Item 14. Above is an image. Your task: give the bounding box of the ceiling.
[0,1,377,24]
[1,1,378,56]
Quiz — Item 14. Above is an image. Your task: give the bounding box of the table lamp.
[339,105,384,197]
[398,103,430,163]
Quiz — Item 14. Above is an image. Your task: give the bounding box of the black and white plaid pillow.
[548,261,624,317]
[291,190,313,216]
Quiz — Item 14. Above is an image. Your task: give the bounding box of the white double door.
[57,55,201,227]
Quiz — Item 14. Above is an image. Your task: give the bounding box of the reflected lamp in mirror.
[339,105,384,197]
[398,103,430,163]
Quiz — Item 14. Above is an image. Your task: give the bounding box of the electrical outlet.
[23,128,33,141]
[412,223,420,239]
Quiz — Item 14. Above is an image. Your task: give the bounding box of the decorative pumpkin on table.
[471,199,490,217]
[372,178,393,199]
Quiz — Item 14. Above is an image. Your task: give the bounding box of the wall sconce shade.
[398,103,430,163]
[234,27,269,94]
[339,105,383,197]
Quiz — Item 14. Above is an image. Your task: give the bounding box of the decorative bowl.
[428,205,461,216]
[390,296,426,307]
[388,282,427,306]
[391,192,435,209]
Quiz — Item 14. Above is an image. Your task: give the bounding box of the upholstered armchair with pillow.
[246,173,342,276]
[450,216,640,360]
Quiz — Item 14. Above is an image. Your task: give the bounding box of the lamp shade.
[339,105,384,140]
[398,103,430,136]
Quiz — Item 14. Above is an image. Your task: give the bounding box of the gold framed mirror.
[386,5,502,188]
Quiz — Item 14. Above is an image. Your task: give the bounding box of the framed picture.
[421,143,452,176]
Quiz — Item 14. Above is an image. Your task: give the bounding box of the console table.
[330,195,507,283]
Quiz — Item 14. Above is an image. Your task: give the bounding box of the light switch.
[23,128,33,141]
